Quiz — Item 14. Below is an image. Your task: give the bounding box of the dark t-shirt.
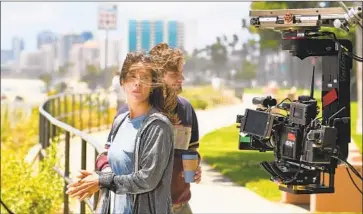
[96,95,200,204]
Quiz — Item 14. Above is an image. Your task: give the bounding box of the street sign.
[98,4,118,30]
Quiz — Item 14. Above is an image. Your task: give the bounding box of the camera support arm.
[281,38,352,163]
[239,4,360,194]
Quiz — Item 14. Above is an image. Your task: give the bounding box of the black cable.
[357,21,363,30]
[345,52,363,62]
[351,12,363,30]
[344,51,363,61]
[277,97,292,106]
[311,116,323,125]
[0,199,14,214]
[346,168,363,194]
[322,31,363,62]
[331,156,363,180]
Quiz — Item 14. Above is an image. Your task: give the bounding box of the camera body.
[235,38,352,194]
[237,91,344,193]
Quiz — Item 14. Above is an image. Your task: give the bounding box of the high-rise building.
[56,33,83,67]
[19,51,43,71]
[129,20,138,53]
[37,31,57,49]
[40,43,57,73]
[80,32,94,43]
[69,40,100,80]
[128,20,185,53]
[1,50,14,64]
[12,37,24,72]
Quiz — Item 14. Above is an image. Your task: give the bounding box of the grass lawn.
[181,85,238,109]
[199,124,282,201]
[351,102,362,153]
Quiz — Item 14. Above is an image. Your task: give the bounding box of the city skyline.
[1,2,253,55]
[128,20,184,53]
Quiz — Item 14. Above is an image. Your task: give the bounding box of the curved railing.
[38,90,115,213]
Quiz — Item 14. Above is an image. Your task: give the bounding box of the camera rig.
[236,5,362,195]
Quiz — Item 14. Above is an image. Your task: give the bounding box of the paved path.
[84,94,309,213]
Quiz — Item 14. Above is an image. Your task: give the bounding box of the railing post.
[57,97,61,136]
[64,131,70,214]
[80,139,87,213]
[93,149,99,211]
[64,95,68,124]
[106,99,111,129]
[51,100,57,140]
[57,96,61,117]
[45,102,50,147]
[80,94,83,130]
[88,94,92,132]
[72,94,75,127]
[39,114,44,160]
[97,92,101,131]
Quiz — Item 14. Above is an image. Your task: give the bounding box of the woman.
[66,52,176,214]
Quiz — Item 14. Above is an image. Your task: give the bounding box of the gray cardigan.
[97,107,175,214]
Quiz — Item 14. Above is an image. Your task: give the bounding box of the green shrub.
[1,142,63,213]
[181,86,237,109]
[1,107,39,154]
[189,97,208,110]
[0,94,115,214]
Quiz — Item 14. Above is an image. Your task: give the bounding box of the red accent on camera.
[323,89,338,107]
[288,132,296,141]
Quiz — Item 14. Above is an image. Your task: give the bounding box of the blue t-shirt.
[108,114,146,214]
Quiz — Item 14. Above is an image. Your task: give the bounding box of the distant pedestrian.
[111,69,126,110]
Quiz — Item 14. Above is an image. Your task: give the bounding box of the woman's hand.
[66,170,100,200]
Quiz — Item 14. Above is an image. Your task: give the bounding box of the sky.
[1,2,254,55]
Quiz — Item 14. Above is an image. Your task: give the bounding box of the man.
[96,43,202,214]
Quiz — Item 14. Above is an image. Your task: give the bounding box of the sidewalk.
[87,93,309,213]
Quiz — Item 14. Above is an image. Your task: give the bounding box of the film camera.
[236,4,362,194]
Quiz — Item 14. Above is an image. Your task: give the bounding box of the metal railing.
[38,90,114,213]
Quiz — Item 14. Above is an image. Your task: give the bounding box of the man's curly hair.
[149,43,184,125]
[149,43,184,75]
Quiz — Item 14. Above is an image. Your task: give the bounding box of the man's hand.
[194,165,202,184]
[182,165,202,184]
[66,170,100,201]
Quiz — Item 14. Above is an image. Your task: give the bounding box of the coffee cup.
[182,152,199,183]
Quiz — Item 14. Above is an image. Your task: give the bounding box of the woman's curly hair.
[119,51,179,124]
[149,43,184,125]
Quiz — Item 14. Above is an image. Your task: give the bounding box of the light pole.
[105,29,108,70]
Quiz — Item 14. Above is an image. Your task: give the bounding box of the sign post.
[98,4,118,70]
